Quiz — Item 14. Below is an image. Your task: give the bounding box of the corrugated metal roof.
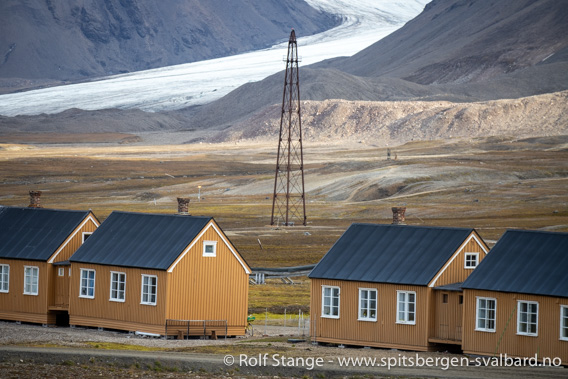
[70,211,211,270]
[0,206,91,261]
[308,223,474,286]
[462,229,568,298]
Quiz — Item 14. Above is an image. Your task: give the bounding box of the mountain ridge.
[0,0,339,83]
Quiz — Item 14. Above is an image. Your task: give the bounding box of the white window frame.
[141,275,158,306]
[79,269,96,299]
[464,252,479,269]
[0,264,9,293]
[58,267,65,277]
[23,266,39,295]
[517,300,538,336]
[475,297,496,332]
[109,271,126,302]
[82,232,93,243]
[561,305,568,341]
[321,285,340,319]
[396,291,416,325]
[358,288,377,321]
[203,241,217,257]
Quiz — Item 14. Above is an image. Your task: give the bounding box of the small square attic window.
[203,241,217,257]
[465,253,479,269]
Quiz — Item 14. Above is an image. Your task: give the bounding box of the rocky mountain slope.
[184,0,568,130]
[0,0,338,83]
[209,91,568,145]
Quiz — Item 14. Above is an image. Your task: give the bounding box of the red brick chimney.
[177,197,190,215]
[392,206,406,225]
[28,191,42,208]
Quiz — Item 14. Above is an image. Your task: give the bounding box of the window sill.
[321,315,339,319]
[79,295,94,299]
[396,321,416,325]
[516,332,538,337]
[141,302,157,306]
[358,318,377,322]
[475,328,496,333]
[109,298,126,303]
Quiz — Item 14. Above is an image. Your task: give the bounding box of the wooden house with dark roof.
[0,205,99,325]
[461,229,568,364]
[308,220,489,351]
[68,210,251,337]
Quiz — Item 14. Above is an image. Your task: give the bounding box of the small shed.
[462,229,568,364]
[0,206,99,325]
[309,223,488,351]
[68,211,250,337]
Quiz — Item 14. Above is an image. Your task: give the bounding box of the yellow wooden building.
[68,211,250,337]
[462,229,568,365]
[0,206,99,325]
[309,222,488,351]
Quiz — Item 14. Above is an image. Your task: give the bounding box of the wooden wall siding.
[47,215,99,264]
[462,289,568,365]
[167,223,249,332]
[51,265,70,309]
[0,259,49,319]
[68,264,168,331]
[310,279,432,350]
[432,291,462,342]
[429,232,488,288]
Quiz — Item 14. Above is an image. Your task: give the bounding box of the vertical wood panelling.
[67,220,249,336]
[68,264,167,330]
[463,289,568,365]
[1,214,98,324]
[430,233,488,287]
[0,259,48,322]
[310,279,432,350]
[432,291,462,341]
[48,216,98,307]
[167,221,249,333]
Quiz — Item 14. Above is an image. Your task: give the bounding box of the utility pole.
[270,29,306,226]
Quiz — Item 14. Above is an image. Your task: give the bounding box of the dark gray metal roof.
[309,223,475,286]
[434,282,463,292]
[462,229,568,298]
[70,211,211,270]
[0,206,92,261]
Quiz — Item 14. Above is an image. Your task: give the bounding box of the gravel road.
[1,321,566,378]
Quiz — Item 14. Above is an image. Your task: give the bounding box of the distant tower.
[270,29,306,226]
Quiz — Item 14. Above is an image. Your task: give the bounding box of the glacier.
[0,0,428,117]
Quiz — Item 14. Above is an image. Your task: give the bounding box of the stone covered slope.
[211,91,568,146]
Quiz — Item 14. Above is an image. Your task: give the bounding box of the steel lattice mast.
[270,29,306,226]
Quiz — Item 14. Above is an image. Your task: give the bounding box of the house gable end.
[48,213,100,264]
[428,231,489,288]
[167,220,250,274]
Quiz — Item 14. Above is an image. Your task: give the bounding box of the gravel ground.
[1,321,567,378]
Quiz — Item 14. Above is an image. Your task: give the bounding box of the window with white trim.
[23,266,39,295]
[0,264,9,293]
[517,300,538,336]
[82,232,93,243]
[321,286,340,318]
[110,271,126,302]
[79,269,95,298]
[58,267,64,277]
[397,291,416,324]
[464,253,479,269]
[203,241,217,257]
[141,275,157,305]
[358,288,377,321]
[476,297,496,332]
[561,306,568,341]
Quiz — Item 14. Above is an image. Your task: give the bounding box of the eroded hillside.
[212,91,568,146]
